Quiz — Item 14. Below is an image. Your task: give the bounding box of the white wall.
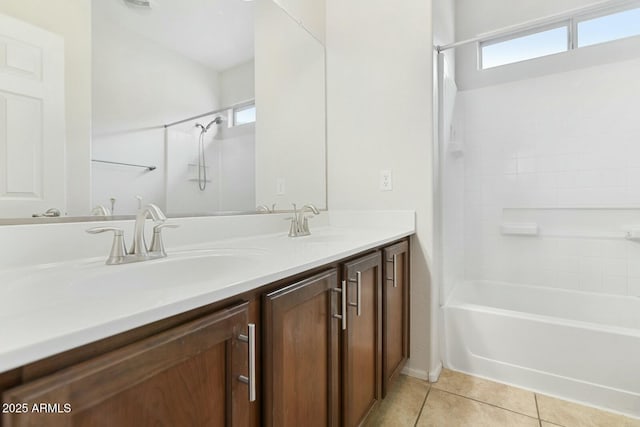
[91,9,221,215]
[217,125,256,212]
[220,60,255,106]
[459,56,640,296]
[326,0,434,379]
[219,61,257,212]
[255,0,326,211]
[274,0,325,43]
[0,0,92,216]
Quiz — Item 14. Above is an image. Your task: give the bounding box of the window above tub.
[481,26,569,69]
[232,103,256,127]
[479,2,640,70]
[577,6,640,48]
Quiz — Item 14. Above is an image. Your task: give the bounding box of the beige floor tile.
[541,422,563,427]
[416,389,540,427]
[364,375,430,427]
[537,394,640,427]
[431,369,538,417]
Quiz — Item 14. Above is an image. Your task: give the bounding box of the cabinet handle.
[349,271,362,316]
[348,272,362,317]
[393,254,398,288]
[332,282,347,330]
[238,323,257,402]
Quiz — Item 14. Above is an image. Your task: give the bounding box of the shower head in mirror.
[195,117,224,133]
[123,0,152,9]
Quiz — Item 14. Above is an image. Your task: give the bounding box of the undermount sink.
[0,248,268,318]
[72,248,268,293]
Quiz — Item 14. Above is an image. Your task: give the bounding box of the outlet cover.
[276,178,286,195]
[380,170,392,191]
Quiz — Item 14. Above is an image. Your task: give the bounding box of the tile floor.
[365,369,640,427]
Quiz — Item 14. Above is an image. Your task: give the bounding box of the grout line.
[433,388,540,421]
[535,394,542,427]
[413,385,432,427]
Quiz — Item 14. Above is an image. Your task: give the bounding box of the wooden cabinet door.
[2,302,254,427]
[263,269,340,427]
[382,240,410,397]
[342,252,382,427]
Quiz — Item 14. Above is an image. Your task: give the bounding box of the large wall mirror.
[0,0,326,221]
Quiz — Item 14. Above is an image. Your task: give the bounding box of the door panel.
[342,252,382,427]
[263,269,340,427]
[382,240,410,397]
[2,302,252,427]
[0,13,65,217]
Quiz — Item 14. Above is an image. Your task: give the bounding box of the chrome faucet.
[130,204,167,256]
[91,205,111,216]
[87,202,178,265]
[288,203,320,237]
[256,204,276,213]
[32,208,61,218]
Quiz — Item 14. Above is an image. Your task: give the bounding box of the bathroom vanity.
[0,212,413,426]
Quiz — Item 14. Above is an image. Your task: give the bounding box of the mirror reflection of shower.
[194,116,224,191]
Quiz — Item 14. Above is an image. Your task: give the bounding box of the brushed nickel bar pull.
[393,254,398,288]
[341,280,348,330]
[238,323,257,402]
[356,271,362,317]
[331,287,345,330]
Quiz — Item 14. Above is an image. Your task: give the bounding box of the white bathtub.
[443,281,640,418]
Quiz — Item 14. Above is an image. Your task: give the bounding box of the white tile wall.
[455,56,640,297]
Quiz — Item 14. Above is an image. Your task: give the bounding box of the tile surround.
[454,57,640,297]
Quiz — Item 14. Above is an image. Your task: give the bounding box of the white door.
[0,13,65,218]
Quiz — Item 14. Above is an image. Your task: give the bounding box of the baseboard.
[401,366,429,381]
[428,362,443,383]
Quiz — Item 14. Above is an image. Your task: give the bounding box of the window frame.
[230,102,256,127]
[478,21,571,70]
[478,1,640,70]
[573,2,640,48]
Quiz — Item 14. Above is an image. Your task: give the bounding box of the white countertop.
[0,211,414,373]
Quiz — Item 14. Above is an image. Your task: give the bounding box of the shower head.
[207,116,224,128]
[123,0,152,9]
[196,116,224,133]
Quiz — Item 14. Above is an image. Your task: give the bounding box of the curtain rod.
[436,0,639,52]
[92,159,156,171]
[163,98,255,129]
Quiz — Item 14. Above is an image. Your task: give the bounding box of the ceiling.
[94,0,255,71]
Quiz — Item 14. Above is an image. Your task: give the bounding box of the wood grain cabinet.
[262,269,341,427]
[382,240,410,397]
[2,302,256,427]
[342,252,383,427]
[0,238,411,427]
